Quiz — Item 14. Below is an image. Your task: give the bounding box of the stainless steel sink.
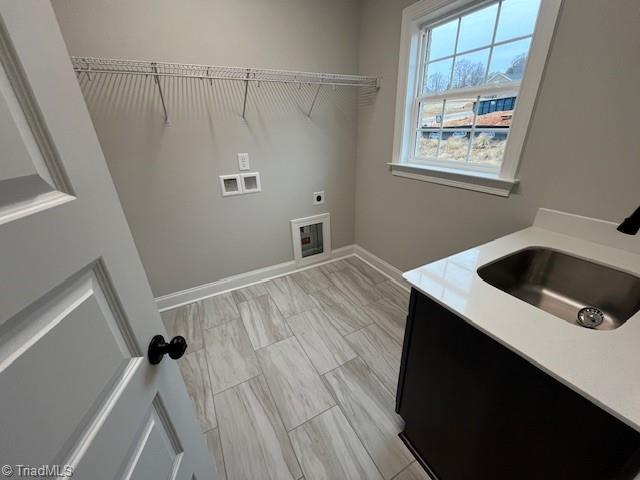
[477,247,640,330]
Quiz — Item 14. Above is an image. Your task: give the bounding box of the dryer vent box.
[290,213,331,265]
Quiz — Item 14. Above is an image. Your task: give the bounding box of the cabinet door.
[398,291,554,479]
[397,290,640,480]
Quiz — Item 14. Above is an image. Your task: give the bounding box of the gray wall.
[53,0,640,297]
[355,0,640,272]
[52,0,359,297]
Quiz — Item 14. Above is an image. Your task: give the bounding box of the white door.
[0,2,213,479]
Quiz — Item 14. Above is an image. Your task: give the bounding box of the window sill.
[388,162,518,197]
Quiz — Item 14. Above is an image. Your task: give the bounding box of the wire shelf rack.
[71,56,380,122]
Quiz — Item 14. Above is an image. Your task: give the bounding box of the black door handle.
[148,335,187,364]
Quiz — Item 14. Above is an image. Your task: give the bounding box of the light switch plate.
[237,153,250,171]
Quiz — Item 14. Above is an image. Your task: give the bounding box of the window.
[392,0,562,196]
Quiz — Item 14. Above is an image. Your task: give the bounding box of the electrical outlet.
[237,153,250,171]
[313,191,325,205]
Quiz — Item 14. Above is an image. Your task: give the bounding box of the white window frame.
[391,0,562,196]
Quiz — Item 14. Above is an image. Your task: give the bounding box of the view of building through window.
[413,0,541,169]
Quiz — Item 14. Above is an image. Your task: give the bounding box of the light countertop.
[403,208,640,432]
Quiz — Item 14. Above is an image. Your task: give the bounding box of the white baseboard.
[353,245,410,290]
[156,245,356,312]
[155,244,410,312]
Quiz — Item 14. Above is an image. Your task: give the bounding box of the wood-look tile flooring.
[161,256,432,480]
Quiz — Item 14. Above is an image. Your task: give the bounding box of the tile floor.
[161,256,432,480]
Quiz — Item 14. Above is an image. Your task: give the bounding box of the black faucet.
[617,206,640,235]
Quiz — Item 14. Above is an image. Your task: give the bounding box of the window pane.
[423,57,453,93]
[487,37,531,82]
[469,131,508,166]
[495,0,541,43]
[451,48,490,89]
[418,101,444,128]
[475,93,517,127]
[416,131,440,159]
[439,131,470,163]
[428,19,458,61]
[442,98,476,129]
[456,3,499,53]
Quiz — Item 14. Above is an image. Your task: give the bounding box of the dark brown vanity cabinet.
[396,288,640,480]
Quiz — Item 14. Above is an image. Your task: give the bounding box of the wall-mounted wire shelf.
[71,56,380,123]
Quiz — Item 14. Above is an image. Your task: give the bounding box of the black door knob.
[148,335,187,365]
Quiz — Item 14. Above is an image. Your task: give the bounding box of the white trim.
[353,245,410,290]
[392,0,563,195]
[290,213,331,266]
[0,188,75,226]
[155,244,356,312]
[389,161,518,196]
[155,244,414,311]
[393,0,492,167]
[416,80,519,102]
[500,0,562,179]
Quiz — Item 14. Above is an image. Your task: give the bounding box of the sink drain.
[577,307,604,329]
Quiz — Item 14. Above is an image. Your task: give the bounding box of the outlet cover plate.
[219,174,243,196]
[241,172,261,193]
[313,191,325,205]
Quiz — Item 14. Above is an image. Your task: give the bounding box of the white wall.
[52,0,360,297]
[355,0,640,272]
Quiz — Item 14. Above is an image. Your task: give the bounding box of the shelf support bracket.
[151,63,170,125]
[307,84,322,118]
[242,69,250,119]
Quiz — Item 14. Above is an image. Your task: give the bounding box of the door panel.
[0,2,211,478]
[0,88,40,180]
[0,16,72,225]
[121,407,182,480]
[0,267,137,466]
[72,383,187,480]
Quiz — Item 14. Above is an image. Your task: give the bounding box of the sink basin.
[477,247,640,330]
